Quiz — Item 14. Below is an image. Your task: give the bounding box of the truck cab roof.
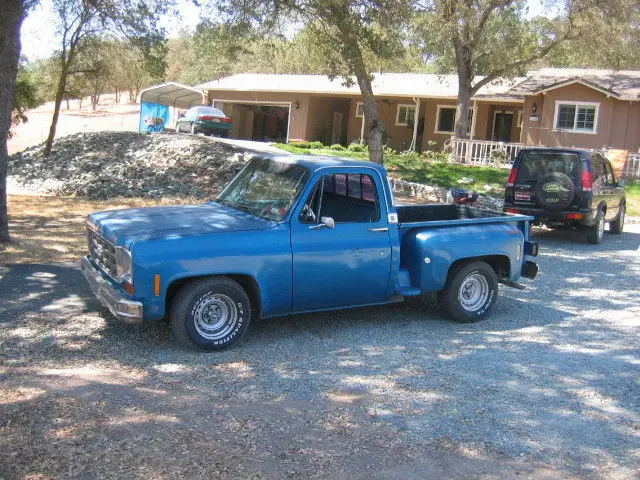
[264,154,388,175]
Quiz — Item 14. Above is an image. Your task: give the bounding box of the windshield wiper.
[225,201,262,218]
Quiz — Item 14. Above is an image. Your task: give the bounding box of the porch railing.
[622,153,640,179]
[446,138,524,167]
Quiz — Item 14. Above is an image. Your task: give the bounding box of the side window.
[300,173,380,224]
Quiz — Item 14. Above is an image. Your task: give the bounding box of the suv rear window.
[517,152,581,181]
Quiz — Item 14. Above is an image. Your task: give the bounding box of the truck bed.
[396,204,532,229]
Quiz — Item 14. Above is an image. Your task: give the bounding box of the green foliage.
[541,5,640,70]
[10,62,42,135]
[275,141,507,192]
[385,156,508,193]
[625,180,640,217]
[13,64,40,117]
[329,144,345,151]
[347,142,367,152]
[290,140,325,149]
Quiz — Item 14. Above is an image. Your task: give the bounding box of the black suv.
[503,148,626,244]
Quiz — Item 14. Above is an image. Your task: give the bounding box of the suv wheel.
[586,210,605,244]
[170,277,252,350]
[438,261,498,323]
[610,204,625,234]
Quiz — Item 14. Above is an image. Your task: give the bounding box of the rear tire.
[610,204,625,234]
[170,277,251,351]
[438,261,498,323]
[586,210,605,244]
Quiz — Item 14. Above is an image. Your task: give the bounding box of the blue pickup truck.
[82,155,538,350]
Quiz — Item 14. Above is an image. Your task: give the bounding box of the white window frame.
[517,110,523,128]
[553,100,599,134]
[355,102,364,118]
[434,104,475,135]
[395,104,416,126]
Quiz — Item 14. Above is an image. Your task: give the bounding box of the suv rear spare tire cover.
[534,172,575,210]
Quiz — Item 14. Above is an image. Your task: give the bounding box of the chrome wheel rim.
[458,273,490,312]
[193,294,238,340]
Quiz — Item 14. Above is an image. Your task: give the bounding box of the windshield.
[517,152,581,181]
[217,158,309,221]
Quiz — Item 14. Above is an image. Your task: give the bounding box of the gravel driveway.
[1,226,639,479]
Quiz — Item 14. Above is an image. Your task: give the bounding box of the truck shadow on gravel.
[1,226,639,479]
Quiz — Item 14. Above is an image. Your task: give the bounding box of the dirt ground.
[1,195,196,264]
[1,195,639,479]
[8,96,139,155]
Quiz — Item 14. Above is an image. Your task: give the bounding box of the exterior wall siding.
[305,96,351,145]
[522,84,640,151]
[206,84,640,152]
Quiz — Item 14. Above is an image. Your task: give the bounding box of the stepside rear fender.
[400,223,524,292]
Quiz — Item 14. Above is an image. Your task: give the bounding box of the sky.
[20,0,554,62]
[21,0,202,61]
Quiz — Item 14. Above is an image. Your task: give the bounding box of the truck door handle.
[368,227,389,232]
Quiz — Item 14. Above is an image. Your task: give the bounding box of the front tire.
[586,210,605,244]
[610,204,625,234]
[438,261,498,323]
[170,277,251,350]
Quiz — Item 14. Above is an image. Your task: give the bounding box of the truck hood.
[88,202,276,245]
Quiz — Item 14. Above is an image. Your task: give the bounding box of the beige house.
[196,69,640,153]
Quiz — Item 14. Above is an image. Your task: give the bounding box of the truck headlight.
[115,246,132,280]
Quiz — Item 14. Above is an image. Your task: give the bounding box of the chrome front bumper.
[81,256,143,324]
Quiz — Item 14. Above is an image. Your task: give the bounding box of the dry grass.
[1,195,195,264]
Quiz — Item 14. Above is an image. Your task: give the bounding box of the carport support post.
[410,97,421,151]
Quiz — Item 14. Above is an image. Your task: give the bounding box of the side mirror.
[321,216,335,229]
[309,216,335,230]
[618,179,627,187]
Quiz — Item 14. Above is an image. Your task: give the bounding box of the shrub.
[290,140,324,149]
[347,142,366,152]
[383,145,397,156]
[329,144,346,151]
[490,148,509,164]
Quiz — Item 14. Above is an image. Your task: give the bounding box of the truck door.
[291,170,392,311]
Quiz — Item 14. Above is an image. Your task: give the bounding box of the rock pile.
[9,132,249,199]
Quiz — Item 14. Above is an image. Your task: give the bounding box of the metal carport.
[138,82,207,132]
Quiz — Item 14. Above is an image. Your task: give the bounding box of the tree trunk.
[454,66,473,140]
[0,0,26,242]
[66,98,70,109]
[355,74,384,164]
[44,64,69,156]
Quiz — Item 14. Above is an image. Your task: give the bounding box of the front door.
[331,112,344,145]
[493,111,514,142]
[291,170,392,311]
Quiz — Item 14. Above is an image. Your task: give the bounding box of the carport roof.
[139,82,205,109]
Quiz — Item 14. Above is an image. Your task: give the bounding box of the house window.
[355,102,364,118]
[396,104,416,126]
[435,105,474,134]
[554,101,599,133]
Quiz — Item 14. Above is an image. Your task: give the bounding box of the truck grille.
[87,226,117,278]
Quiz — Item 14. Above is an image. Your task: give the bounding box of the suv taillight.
[506,168,518,187]
[581,170,592,192]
